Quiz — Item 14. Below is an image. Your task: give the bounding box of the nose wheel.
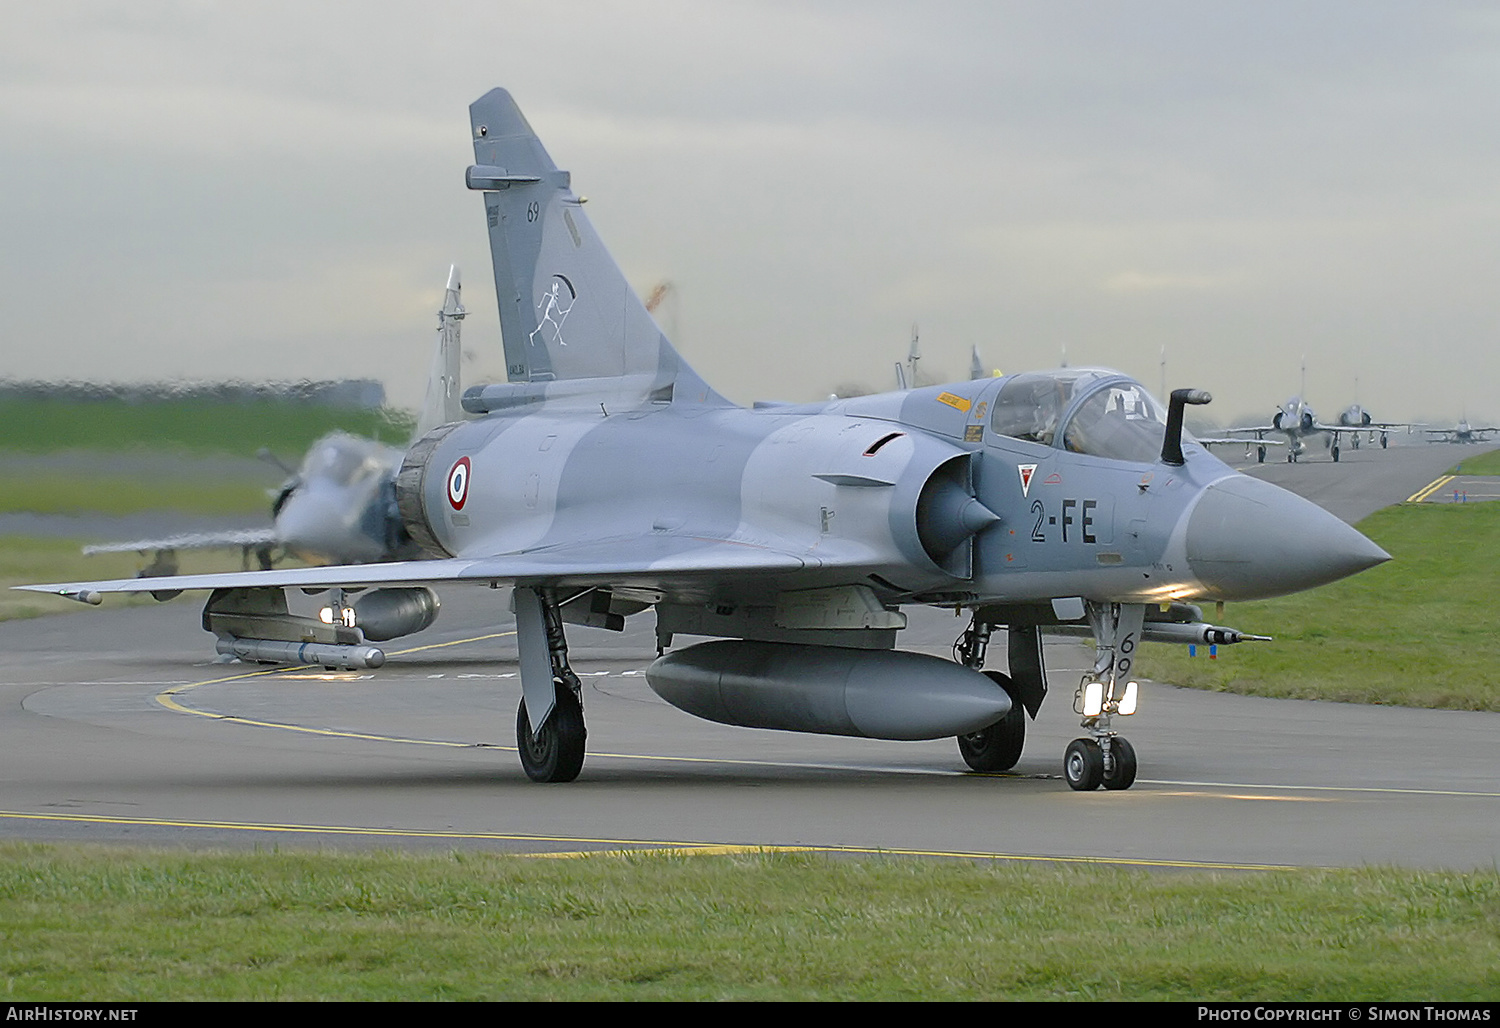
[1064,734,1137,791]
[1063,738,1103,790]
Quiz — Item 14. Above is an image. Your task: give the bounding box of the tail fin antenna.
[415,265,465,436]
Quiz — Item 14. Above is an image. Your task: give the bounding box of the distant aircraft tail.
[466,88,724,406]
[415,265,465,436]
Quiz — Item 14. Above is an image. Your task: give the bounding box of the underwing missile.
[214,637,385,670]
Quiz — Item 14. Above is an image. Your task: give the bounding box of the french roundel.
[446,456,472,511]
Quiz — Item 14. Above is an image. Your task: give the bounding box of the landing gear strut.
[1065,601,1143,791]
[513,586,588,782]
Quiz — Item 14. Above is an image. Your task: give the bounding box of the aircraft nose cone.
[276,491,385,565]
[1185,475,1390,601]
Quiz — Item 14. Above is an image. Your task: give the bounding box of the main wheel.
[1101,736,1138,791]
[1332,445,1340,462]
[957,671,1025,772]
[1257,446,1267,463]
[1063,738,1104,791]
[517,685,586,783]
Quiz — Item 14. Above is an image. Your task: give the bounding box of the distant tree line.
[0,379,386,408]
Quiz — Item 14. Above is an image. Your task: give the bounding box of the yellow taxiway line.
[153,630,519,747]
[151,634,1500,798]
[0,809,1303,871]
[1407,474,1454,503]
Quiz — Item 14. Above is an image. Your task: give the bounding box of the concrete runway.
[2,442,1496,869]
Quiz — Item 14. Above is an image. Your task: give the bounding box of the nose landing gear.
[1065,602,1143,792]
[1064,708,1139,791]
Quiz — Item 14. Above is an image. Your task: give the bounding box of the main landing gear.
[518,685,586,783]
[952,618,1045,773]
[512,586,588,782]
[1064,601,1144,791]
[957,671,1026,772]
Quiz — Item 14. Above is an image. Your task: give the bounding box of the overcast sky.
[4,1,1500,424]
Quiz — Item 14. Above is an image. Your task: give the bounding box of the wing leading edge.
[14,531,845,600]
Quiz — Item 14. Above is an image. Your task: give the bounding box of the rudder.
[466,88,720,405]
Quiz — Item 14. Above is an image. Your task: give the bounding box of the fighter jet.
[18,88,1391,792]
[1216,363,1414,463]
[81,267,469,626]
[894,325,921,390]
[969,345,994,381]
[1335,404,1411,451]
[1220,395,1403,464]
[1424,418,1498,444]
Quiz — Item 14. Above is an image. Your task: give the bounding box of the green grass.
[0,537,245,621]
[0,474,271,517]
[1137,501,1500,710]
[1,846,1496,1001]
[0,398,415,456]
[1447,446,1500,476]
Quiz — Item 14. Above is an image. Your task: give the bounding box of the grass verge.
[0,399,414,456]
[0,537,249,621]
[1447,447,1500,476]
[1136,501,1500,710]
[0,474,270,518]
[1,846,1496,1001]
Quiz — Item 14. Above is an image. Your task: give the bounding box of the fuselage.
[398,369,1385,610]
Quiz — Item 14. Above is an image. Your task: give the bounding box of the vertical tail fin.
[466,88,723,406]
[415,265,465,436]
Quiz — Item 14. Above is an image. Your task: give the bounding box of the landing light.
[319,606,358,628]
[1081,680,1104,717]
[1118,681,1139,716]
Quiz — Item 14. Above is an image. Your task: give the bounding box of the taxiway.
[1,442,1495,869]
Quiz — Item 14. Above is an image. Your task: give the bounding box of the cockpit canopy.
[301,433,395,488]
[989,368,1181,462]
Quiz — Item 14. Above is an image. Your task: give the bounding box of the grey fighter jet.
[1335,404,1412,451]
[1217,395,1395,463]
[80,268,468,632]
[1424,418,1498,444]
[1217,364,1414,463]
[18,89,1391,791]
